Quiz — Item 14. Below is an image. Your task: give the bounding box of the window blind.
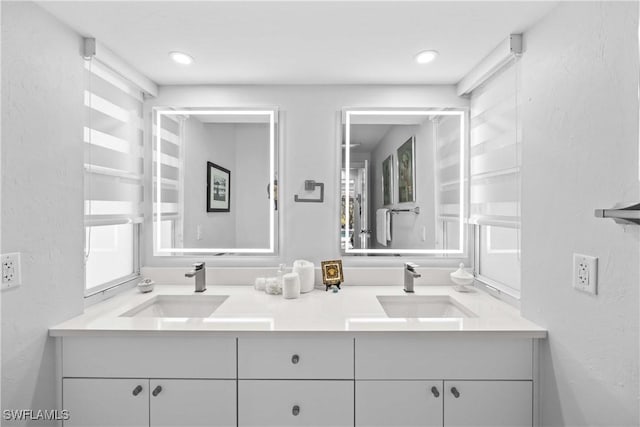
[469,60,520,228]
[152,112,183,218]
[435,114,464,250]
[84,58,144,227]
[152,110,184,250]
[436,115,463,219]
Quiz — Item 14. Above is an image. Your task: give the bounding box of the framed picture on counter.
[321,259,344,290]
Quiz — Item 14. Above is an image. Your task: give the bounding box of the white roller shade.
[152,112,183,217]
[434,114,465,251]
[436,115,463,219]
[84,59,144,227]
[469,61,520,228]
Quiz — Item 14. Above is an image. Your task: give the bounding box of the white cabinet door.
[238,380,353,427]
[63,378,148,427]
[150,379,236,427]
[356,380,443,427]
[443,381,532,427]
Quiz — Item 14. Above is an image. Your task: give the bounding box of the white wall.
[520,2,639,425]
[1,1,85,423]
[183,120,237,248]
[181,121,270,249]
[144,85,468,267]
[371,121,437,249]
[234,124,270,248]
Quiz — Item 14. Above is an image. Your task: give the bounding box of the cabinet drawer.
[63,336,236,378]
[238,380,353,427]
[356,335,532,380]
[238,336,353,379]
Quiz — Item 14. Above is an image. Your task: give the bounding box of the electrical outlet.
[573,253,597,295]
[2,252,22,290]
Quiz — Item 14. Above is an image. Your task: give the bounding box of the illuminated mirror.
[342,109,466,255]
[154,108,277,255]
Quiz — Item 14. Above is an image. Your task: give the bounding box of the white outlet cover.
[2,252,22,290]
[573,253,597,295]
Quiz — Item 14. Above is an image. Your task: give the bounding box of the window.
[85,223,134,289]
[84,58,143,294]
[469,61,521,297]
[476,225,521,294]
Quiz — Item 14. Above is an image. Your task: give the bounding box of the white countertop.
[50,284,546,338]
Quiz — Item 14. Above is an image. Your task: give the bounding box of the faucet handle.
[192,262,205,270]
[405,262,419,270]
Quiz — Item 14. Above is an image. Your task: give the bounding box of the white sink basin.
[120,295,229,318]
[376,295,476,318]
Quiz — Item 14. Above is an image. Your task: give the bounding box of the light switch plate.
[573,253,597,295]
[2,252,22,290]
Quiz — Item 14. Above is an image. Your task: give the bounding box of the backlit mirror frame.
[154,107,278,255]
[343,108,467,255]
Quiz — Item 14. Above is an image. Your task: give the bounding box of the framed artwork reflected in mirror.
[397,136,415,203]
[207,161,231,212]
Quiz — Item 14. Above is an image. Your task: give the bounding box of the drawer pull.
[152,385,163,397]
[430,386,440,398]
[451,387,460,398]
[132,385,143,396]
[292,405,300,416]
[291,354,300,364]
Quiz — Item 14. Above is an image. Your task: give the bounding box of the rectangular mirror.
[154,108,278,255]
[342,109,466,255]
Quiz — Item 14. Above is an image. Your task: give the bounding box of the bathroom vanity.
[51,285,545,427]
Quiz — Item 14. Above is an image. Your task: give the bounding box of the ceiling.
[350,124,392,153]
[38,1,558,86]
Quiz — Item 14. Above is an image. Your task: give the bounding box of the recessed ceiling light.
[169,51,194,65]
[414,50,439,65]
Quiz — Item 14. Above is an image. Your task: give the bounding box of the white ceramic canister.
[282,272,301,299]
[292,259,315,293]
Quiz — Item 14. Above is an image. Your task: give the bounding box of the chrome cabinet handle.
[132,385,143,396]
[152,385,163,397]
[291,354,300,364]
[292,405,300,416]
[430,386,440,398]
[451,387,460,398]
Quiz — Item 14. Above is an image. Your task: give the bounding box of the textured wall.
[520,2,640,425]
[1,2,85,424]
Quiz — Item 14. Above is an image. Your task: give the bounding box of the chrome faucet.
[185,262,206,293]
[404,262,421,293]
